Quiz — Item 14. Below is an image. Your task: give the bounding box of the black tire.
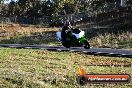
[77,76,87,86]
[65,46,70,48]
[83,40,90,49]
[62,42,70,48]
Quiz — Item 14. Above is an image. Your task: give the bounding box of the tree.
[0,0,4,4]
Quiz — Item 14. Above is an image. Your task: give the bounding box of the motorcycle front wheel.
[83,40,90,49]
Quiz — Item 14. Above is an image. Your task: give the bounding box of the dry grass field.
[0,48,131,88]
[89,32,132,49]
[0,24,60,45]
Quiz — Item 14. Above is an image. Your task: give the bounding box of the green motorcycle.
[56,28,90,49]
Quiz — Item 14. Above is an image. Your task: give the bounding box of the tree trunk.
[120,0,127,7]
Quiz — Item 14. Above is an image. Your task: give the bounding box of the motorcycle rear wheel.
[62,42,70,48]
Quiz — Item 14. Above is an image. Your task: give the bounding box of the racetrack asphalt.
[0,44,132,58]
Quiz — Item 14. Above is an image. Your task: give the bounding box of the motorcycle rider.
[61,21,73,42]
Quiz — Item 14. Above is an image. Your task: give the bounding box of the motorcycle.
[56,28,90,49]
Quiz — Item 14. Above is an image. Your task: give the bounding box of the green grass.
[0,48,132,88]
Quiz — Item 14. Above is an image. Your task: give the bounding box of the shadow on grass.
[0,31,58,45]
[76,8,132,40]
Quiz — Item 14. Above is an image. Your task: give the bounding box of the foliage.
[0,0,130,25]
[1,0,76,17]
[1,0,128,17]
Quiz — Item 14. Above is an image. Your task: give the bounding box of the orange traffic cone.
[78,65,86,75]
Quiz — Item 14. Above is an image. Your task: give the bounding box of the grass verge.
[0,48,131,88]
